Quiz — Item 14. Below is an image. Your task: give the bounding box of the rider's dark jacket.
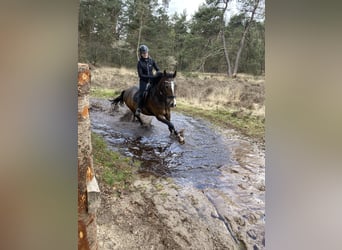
[137,56,160,86]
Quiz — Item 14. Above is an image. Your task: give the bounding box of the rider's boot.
[136,83,150,116]
[135,96,143,116]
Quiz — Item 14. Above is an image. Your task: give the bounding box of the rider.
[135,44,160,116]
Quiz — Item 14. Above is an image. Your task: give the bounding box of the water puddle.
[91,99,235,187]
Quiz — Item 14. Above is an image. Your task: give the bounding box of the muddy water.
[90,98,265,249]
[91,99,234,186]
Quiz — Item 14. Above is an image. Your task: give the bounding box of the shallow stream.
[90,98,265,249]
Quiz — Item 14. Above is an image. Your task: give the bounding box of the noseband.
[167,95,176,99]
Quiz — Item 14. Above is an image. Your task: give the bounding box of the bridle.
[161,79,176,100]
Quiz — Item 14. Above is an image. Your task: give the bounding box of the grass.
[154,182,164,192]
[91,132,139,190]
[176,101,265,142]
[90,87,120,99]
[182,71,200,78]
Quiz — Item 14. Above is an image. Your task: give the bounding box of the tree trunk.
[219,0,232,77]
[233,0,260,77]
[137,10,144,60]
[78,63,100,250]
[221,30,232,77]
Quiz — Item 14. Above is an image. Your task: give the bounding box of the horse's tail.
[109,90,125,106]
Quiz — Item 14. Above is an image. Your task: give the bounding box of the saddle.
[133,83,151,103]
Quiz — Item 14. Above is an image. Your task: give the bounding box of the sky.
[166,0,240,21]
[167,0,205,18]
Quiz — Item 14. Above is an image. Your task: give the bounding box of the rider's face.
[141,52,148,58]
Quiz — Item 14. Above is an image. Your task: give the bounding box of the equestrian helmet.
[139,44,149,54]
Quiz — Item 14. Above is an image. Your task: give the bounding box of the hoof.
[178,128,185,137]
[178,137,185,144]
[177,133,185,144]
[173,128,185,144]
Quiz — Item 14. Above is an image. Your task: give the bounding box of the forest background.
[78,0,265,77]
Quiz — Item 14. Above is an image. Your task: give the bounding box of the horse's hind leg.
[109,100,119,113]
[109,103,119,113]
[134,112,144,125]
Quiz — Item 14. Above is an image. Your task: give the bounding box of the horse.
[109,70,185,144]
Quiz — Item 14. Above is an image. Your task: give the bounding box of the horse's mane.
[150,71,175,85]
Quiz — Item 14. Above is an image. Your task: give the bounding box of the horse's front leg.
[164,112,176,135]
[156,115,176,134]
[156,115,185,144]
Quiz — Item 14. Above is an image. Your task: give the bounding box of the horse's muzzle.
[169,98,176,107]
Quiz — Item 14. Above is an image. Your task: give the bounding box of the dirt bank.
[96,171,264,250]
[97,175,238,249]
[95,146,265,250]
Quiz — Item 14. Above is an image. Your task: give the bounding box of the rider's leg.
[135,81,146,116]
[135,95,144,116]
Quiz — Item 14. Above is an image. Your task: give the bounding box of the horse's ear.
[173,70,177,78]
[163,69,166,76]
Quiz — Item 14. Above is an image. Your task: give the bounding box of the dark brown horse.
[109,70,184,143]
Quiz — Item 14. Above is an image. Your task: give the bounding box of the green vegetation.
[90,87,119,99]
[176,102,264,142]
[79,0,264,76]
[182,72,200,78]
[154,182,164,192]
[91,132,139,189]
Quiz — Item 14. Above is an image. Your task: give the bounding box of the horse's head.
[156,70,177,108]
